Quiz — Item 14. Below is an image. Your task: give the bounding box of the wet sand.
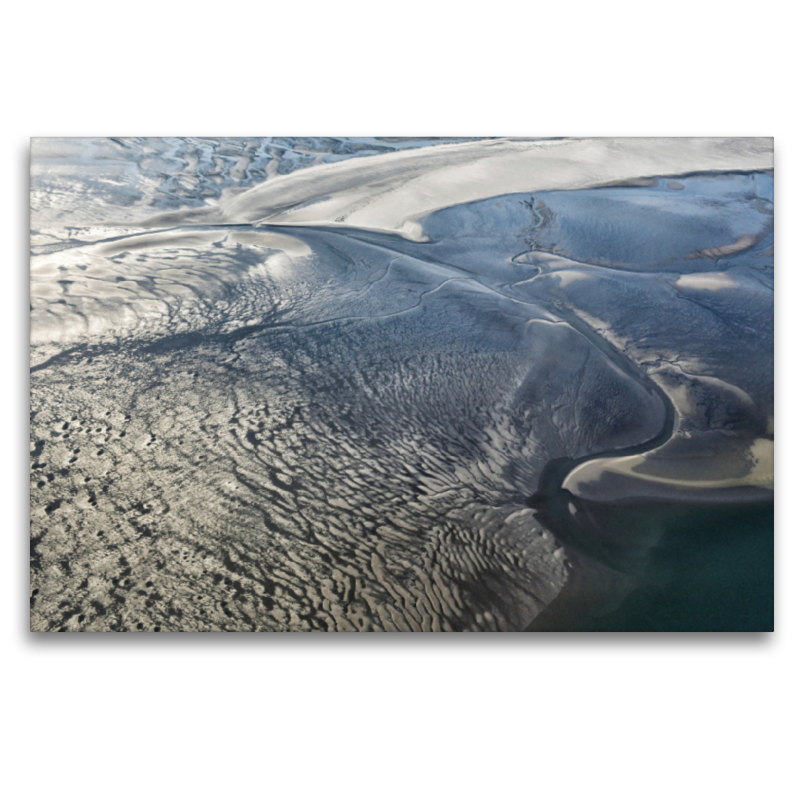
[30,138,773,631]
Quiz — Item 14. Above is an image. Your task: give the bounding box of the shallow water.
[577,501,774,632]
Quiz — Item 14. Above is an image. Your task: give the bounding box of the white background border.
[5,3,795,798]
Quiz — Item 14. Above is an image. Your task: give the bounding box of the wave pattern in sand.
[30,137,773,631]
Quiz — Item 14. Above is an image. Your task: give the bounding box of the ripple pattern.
[30,138,773,631]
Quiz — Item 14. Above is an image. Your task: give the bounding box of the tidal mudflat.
[30,137,773,632]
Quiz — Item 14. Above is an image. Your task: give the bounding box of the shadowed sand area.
[30,137,773,631]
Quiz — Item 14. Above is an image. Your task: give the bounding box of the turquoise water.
[578,501,774,632]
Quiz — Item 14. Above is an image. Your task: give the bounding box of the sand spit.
[563,438,774,502]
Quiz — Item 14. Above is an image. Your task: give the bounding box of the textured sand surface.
[30,138,773,631]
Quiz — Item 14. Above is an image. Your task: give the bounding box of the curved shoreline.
[524,302,677,560]
[522,302,772,631]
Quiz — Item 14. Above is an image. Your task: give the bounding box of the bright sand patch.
[674,272,738,291]
[221,137,773,240]
[563,437,773,502]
